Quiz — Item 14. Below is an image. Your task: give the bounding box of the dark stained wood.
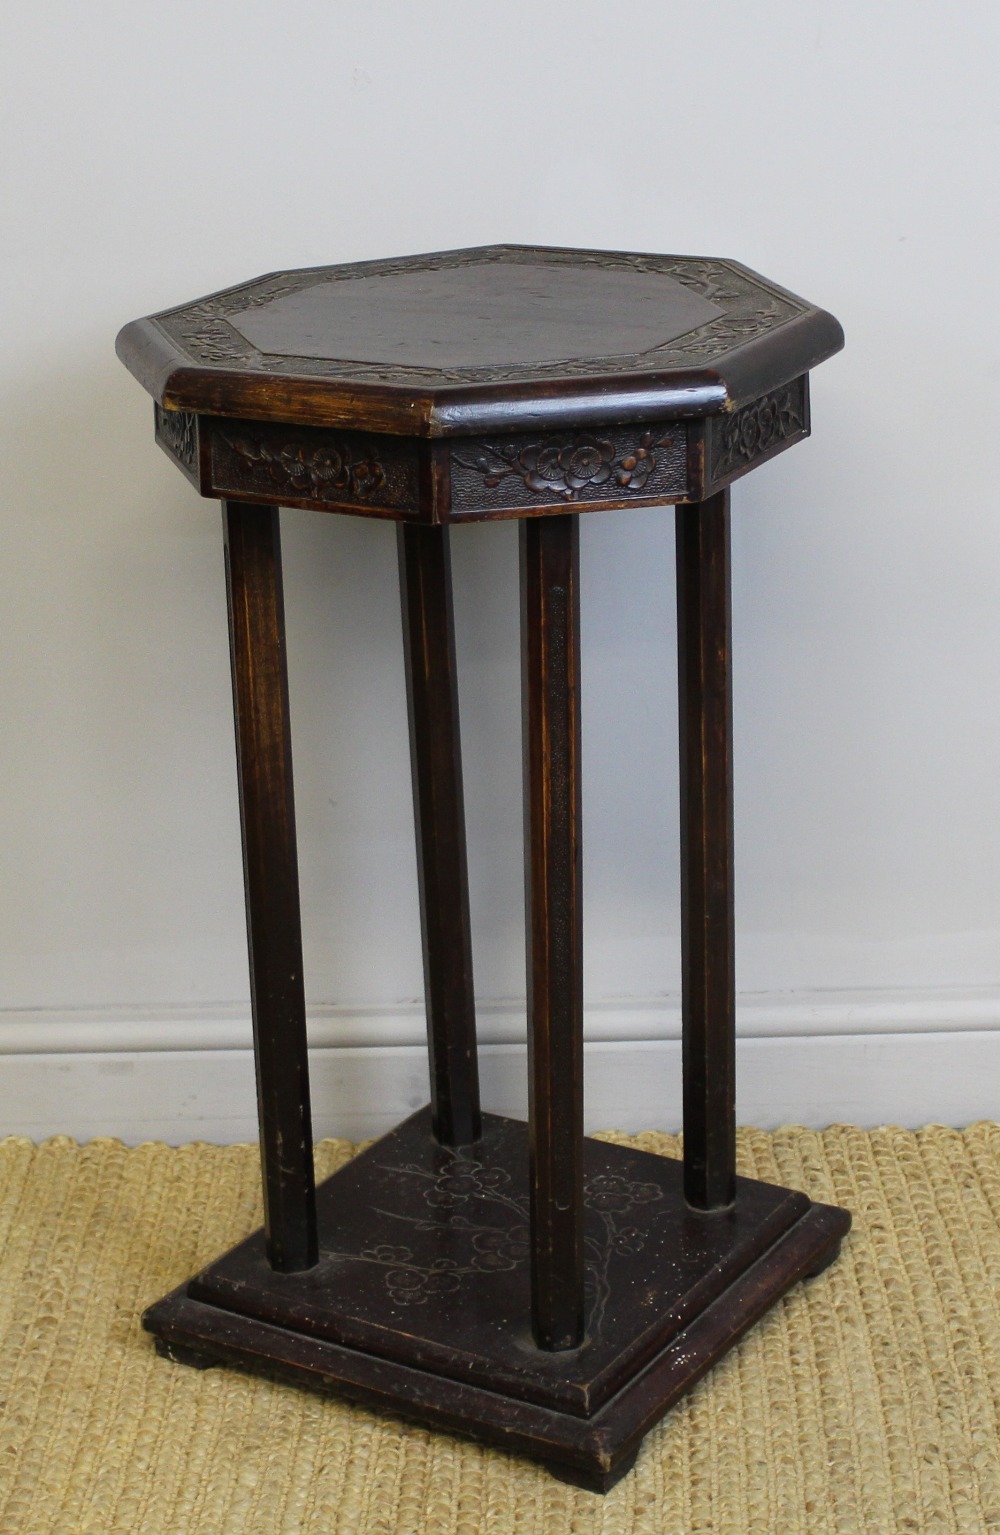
[208,416,420,519]
[676,491,736,1210]
[229,260,723,370]
[184,1107,812,1415]
[704,377,810,495]
[117,245,844,437]
[449,423,689,517]
[154,404,201,487]
[520,516,585,1351]
[223,501,317,1272]
[123,247,848,1490]
[150,386,815,529]
[805,1237,845,1279]
[397,524,481,1146]
[143,1109,851,1491]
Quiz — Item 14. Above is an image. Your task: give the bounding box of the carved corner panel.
[203,419,421,518]
[154,405,201,488]
[705,376,810,492]
[449,425,690,517]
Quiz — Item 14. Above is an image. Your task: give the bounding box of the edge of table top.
[116,247,844,439]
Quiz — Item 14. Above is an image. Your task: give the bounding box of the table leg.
[146,503,852,1492]
[675,491,736,1211]
[223,501,318,1272]
[520,514,585,1351]
[397,523,481,1147]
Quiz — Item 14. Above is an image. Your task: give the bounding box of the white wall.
[3,0,1000,1139]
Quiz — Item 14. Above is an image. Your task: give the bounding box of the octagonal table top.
[116,245,843,439]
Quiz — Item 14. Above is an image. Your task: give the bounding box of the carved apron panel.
[450,425,690,515]
[706,377,810,489]
[206,419,420,517]
[154,405,200,486]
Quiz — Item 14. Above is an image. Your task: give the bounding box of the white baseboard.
[2,989,999,1142]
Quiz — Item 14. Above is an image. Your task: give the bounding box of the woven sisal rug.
[2,1123,1000,1533]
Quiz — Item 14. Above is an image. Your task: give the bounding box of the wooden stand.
[118,244,850,1489]
[146,1109,846,1490]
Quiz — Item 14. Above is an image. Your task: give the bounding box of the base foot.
[805,1238,844,1279]
[550,1448,639,1493]
[155,1338,217,1371]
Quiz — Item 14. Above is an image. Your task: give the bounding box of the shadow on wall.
[0,358,250,1008]
[1,358,688,1016]
[280,500,684,1007]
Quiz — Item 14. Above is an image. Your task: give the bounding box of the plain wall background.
[3,0,1000,1137]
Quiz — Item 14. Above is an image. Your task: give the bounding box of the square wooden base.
[143,1109,850,1490]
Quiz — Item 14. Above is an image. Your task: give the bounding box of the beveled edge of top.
[116,244,844,439]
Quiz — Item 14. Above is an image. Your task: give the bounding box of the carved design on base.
[323,1148,663,1336]
[144,1192,852,1493]
[184,1106,820,1423]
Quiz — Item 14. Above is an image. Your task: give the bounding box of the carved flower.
[385,1267,424,1302]
[304,446,348,491]
[424,1160,511,1207]
[385,1258,461,1306]
[273,447,311,489]
[737,412,760,457]
[584,1174,663,1213]
[470,1224,531,1273]
[754,399,780,451]
[469,1164,510,1190]
[615,431,671,491]
[625,1180,662,1204]
[426,1170,482,1206]
[269,444,344,495]
[157,409,197,470]
[584,1174,635,1213]
[226,435,387,502]
[717,389,805,476]
[611,1226,646,1255]
[349,459,386,497]
[519,437,615,500]
[360,1243,413,1264]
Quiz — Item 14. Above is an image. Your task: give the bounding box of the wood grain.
[223,502,317,1271]
[144,1107,851,1491]
[117,245,844,437]
[520,515,585,1350]
[397,524,481,1146]
[126,246,847,1488]
[676,492,736,1210]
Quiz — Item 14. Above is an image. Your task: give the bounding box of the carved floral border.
[153,249,806,387]
[154,405,198,475]
[322,1147,665,1339]
[452,428,681,508]
[220,433,388,501]
[710,381,808,480]
[206,424,418,511]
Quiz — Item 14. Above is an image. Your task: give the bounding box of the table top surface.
[117,245,843,437]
